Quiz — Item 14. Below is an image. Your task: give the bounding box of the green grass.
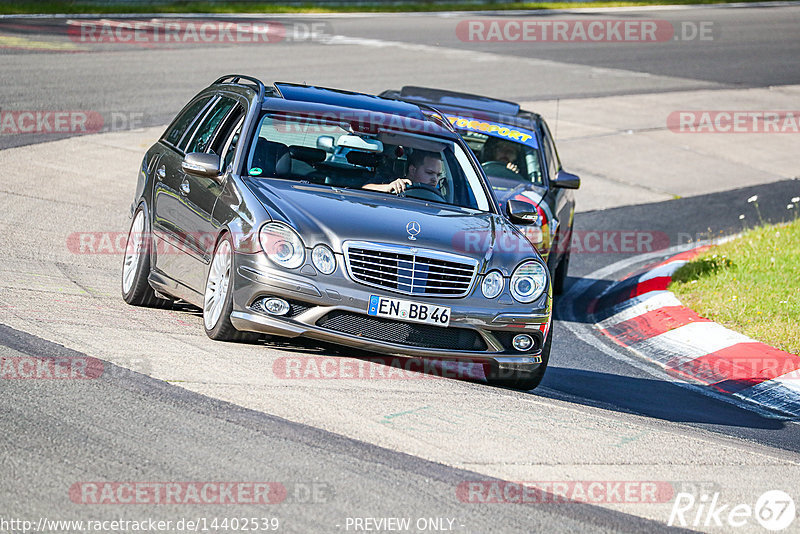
[0,0,785,15]
[670,218,800,355]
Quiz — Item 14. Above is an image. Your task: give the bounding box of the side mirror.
[552,170,581,189]
[181,152,221,179]
[506,199,539,224]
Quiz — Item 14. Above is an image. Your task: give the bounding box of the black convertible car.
[380,86,580,294]
[122,75,554,389]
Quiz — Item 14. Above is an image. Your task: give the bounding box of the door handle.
[180,179,190,195]
[156,165,166,179]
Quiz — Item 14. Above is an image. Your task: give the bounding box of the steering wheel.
[482,160,522,180]
[401,183,445,202]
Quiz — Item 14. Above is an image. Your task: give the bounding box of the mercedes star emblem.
[406,221,421,240]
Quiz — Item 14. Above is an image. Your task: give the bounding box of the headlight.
[259,222,305,269]
[510,261,548,303]
[481,270,504,299]
[312,244,336,275]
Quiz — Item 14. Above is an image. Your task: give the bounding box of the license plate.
[367,295,451,327]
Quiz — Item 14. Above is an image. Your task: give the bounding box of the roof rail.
[414,103,456,133]
[214,74,266,101]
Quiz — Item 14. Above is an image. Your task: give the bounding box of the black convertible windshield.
[459,130,544,186]
[245,113,492,212]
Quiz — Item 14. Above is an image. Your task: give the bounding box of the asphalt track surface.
[1,4,800,533]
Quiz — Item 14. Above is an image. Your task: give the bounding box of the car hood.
[243,177,540,272]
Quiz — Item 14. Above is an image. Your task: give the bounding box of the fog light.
[512,334,534,352]
[263,297,290,316]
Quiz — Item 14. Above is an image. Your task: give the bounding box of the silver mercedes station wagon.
[122,75,553,390]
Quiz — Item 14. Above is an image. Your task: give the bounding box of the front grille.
[316,311,487,351]
[344,241,477,297]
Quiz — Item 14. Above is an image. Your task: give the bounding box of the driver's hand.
[386,178,412,194]
[506,162,519,173]
[363,178,411,194]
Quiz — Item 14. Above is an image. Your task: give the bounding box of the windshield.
[458,130,544,186]
[244,113,492,212]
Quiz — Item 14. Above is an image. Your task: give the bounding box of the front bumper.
[229,251,552,368]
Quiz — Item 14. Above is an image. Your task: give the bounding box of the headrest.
[289,145,326,164]
[250,138,291,177]
[346,151,381,168]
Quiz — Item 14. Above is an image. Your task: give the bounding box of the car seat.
[250,138,291,177]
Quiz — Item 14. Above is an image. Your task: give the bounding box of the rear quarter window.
[184,97,237,154]
[163,96,212,148]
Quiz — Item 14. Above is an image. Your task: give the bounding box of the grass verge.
[0,0,787,15]
[669,218,800,354]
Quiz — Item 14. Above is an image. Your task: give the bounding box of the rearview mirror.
[182,152,221,179]
[552,170,581,189]
[506,199,539,224]
[317,135,335,152]
[336,135,383,153]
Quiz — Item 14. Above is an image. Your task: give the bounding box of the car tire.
[121,207,172,308]
[552,249,570,295]
[203,233,260,343]
[487,324,552,391]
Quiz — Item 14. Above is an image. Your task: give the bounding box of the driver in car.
[363,150,442,195]
[484,137,521,174]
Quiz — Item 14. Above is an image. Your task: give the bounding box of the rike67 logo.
[669,490,795,531]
